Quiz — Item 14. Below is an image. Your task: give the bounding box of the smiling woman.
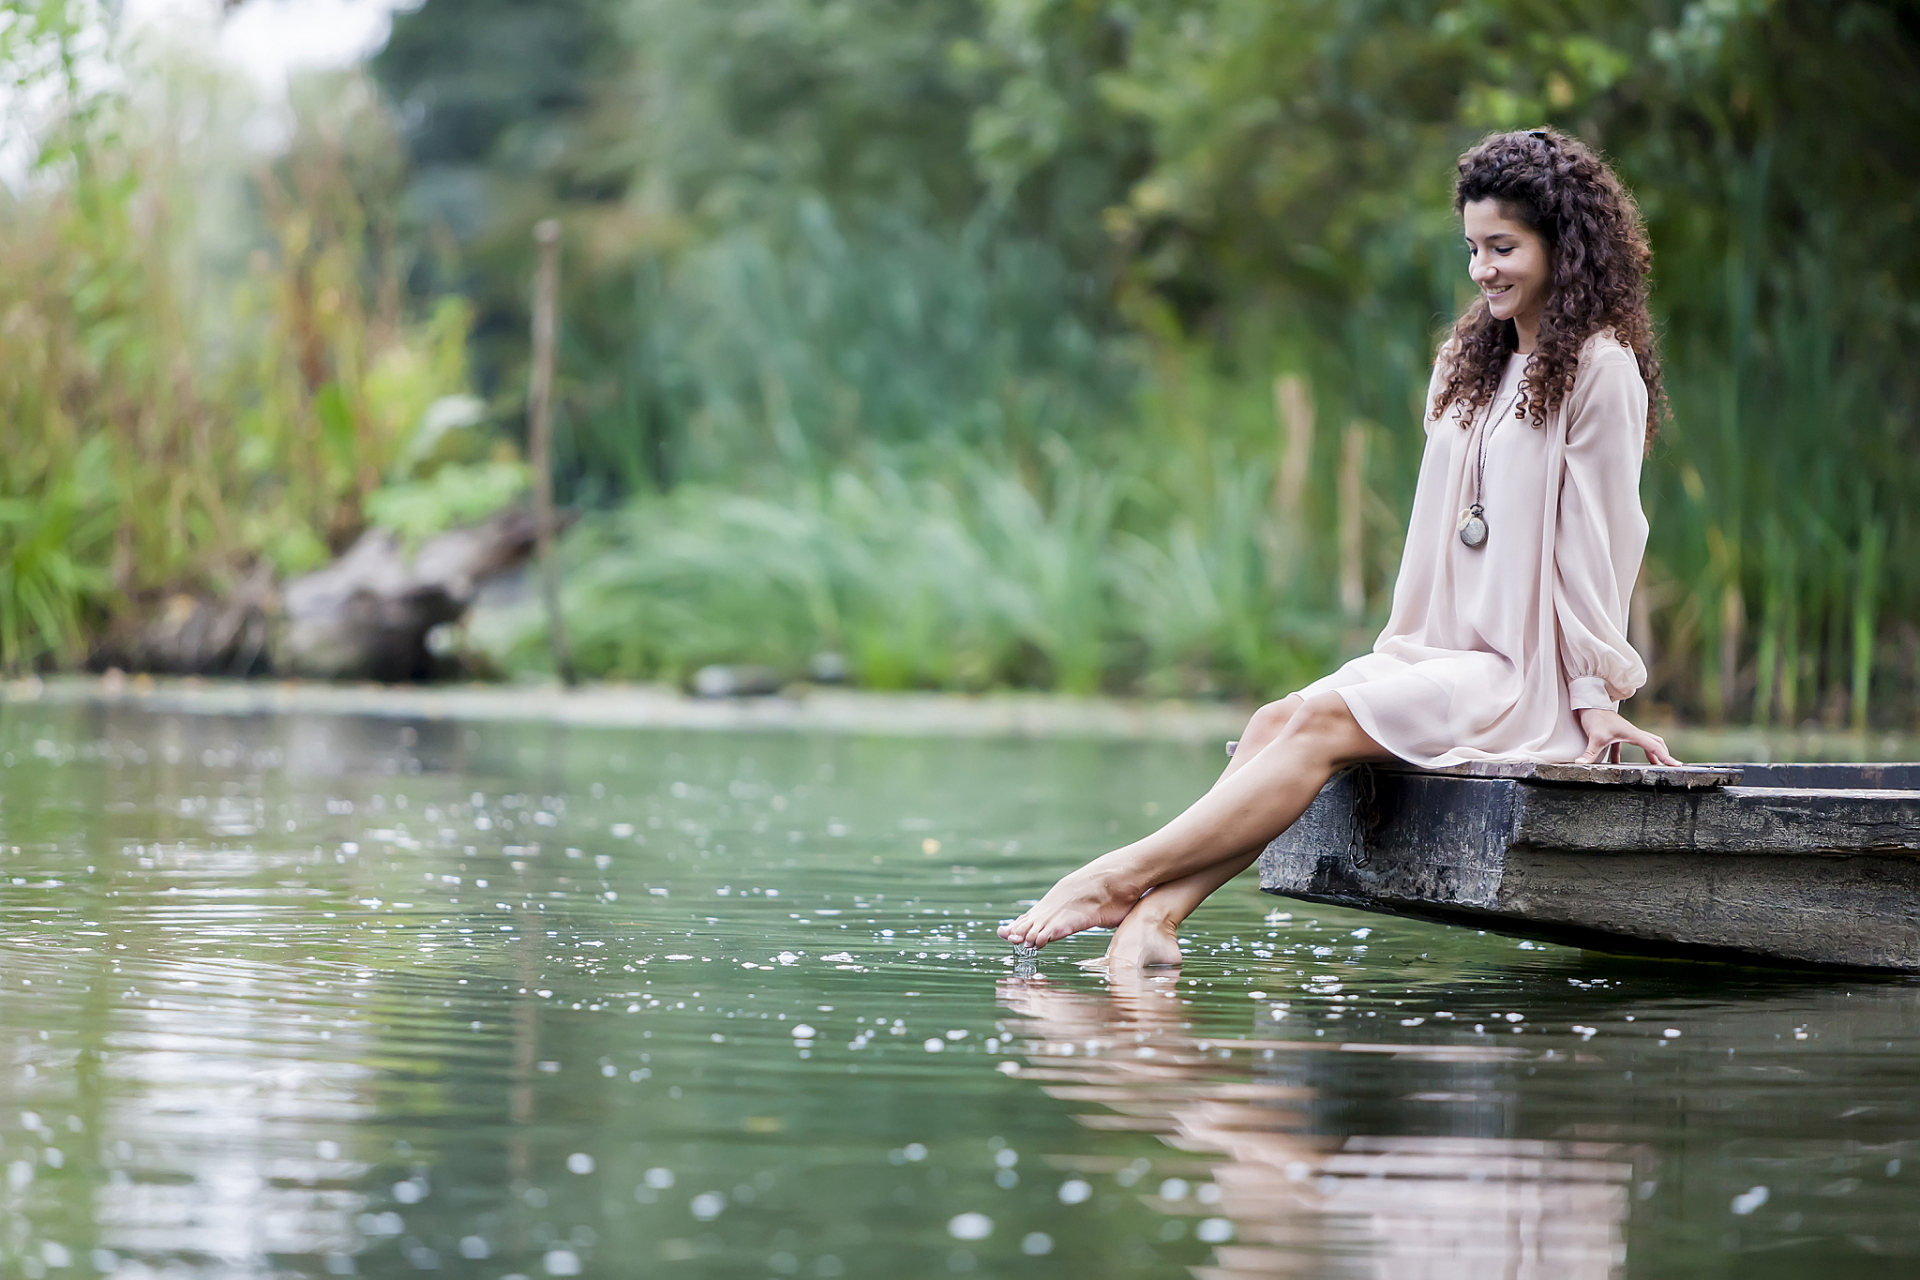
[1437,129,1667,444]
[1001,128,1677,967]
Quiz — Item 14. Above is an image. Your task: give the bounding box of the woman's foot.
[1078,906,1183,972]
[998,856,1143,950]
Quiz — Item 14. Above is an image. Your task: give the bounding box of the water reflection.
[95,969,379,1273]
[9,702,1920,1277]
[0,703,1230,1278]
[1000,976,1637,1277]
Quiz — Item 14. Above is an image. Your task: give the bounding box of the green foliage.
[471,445,1348,695]
[377,0,623,170]
[598,202,1125,486]
[366,460,532,543]
[0,5,478,669]
[0,437,115,671]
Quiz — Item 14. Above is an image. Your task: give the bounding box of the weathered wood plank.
[1733,762,1920,790]
[1416,760,1742,788]
[1261,771,1516,909]
[1226,746,1743,788]
[1511,785,1920,855]
[1256,763,1920,970]
[1495,849,1920,969]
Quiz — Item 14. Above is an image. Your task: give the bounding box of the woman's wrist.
[1567,677,1616,713]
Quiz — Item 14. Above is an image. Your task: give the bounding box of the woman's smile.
[1462,198,1551,351]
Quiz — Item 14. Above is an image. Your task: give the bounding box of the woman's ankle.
[1124,896,1188,934]
[1086,853,1148,905]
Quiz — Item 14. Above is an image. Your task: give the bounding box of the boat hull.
[1256,764,1920,971]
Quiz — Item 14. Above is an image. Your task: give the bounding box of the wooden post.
[1272,373,1314,522]
[1629,565,1656,690]
[528,218,575,686]
[1713,580,1743,725]
[1338,420,1369,620]
[1265,373,1315,589]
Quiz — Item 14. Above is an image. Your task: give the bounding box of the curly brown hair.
[1432,128,1665,447]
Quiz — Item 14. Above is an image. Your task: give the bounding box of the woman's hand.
[1574,707,1681,766]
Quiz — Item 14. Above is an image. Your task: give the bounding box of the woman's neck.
[1514,310,1542,355]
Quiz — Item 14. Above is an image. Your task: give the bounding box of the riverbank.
[1,674,1257,744]
[6,674,1915,759]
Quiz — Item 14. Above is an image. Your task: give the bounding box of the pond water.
[1,703,1917,1279]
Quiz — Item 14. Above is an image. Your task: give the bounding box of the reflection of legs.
[1001,692,1389,951]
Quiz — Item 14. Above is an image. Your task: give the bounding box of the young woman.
[1000,128,1681,969]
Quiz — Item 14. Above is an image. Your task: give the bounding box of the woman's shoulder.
[1423,339,1465,428]
[1563,330,1648,437]
[1427,336,1473,401]
[1574,330,1641,380]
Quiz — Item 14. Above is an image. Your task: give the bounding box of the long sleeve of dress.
[1553,343,1650,712]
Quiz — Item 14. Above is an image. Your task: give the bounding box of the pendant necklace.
[1457,375,1527,549]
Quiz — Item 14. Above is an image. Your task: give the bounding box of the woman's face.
[1462,199,1551,339]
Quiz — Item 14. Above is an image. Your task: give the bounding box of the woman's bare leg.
[1082,697,1305,970]
[999,692,1390,950]
[1084,850,1261,969]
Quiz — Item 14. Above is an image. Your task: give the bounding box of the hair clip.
[1528,129,1550,142]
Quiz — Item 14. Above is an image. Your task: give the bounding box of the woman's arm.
[1553,340,1652,722]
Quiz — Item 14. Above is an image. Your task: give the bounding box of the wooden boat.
[1255,760,1920,971]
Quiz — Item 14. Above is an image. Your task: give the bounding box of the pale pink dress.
[1295,332,1649,767]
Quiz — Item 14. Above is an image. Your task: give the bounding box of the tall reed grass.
[475,325,1420,699]
[560,200,1129,497]
[472,450,1352,697]
[0,13,471,671]
[1640,158,1916,728]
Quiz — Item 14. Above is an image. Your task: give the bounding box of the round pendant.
[1457,506,1488,548]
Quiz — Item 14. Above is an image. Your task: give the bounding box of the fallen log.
[92,564,276,677]
[272,508,542,681]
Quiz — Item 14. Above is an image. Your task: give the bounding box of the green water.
[1,704,1917,1279]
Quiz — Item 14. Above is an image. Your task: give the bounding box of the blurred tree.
[372,0,1148,497]
[375,0,624,172]
[370,0,627,401]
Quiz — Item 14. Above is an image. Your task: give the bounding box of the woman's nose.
[1469,257,1497,284]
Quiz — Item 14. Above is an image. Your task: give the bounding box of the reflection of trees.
[0,705,470,1270]
[998,977,1637,1279]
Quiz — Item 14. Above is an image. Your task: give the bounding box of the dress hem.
[1331,685,1585,771]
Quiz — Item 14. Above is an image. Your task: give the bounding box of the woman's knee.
[1283,691,1385,765]
[1243,696,1302,745]
[1287,692,1355,741]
